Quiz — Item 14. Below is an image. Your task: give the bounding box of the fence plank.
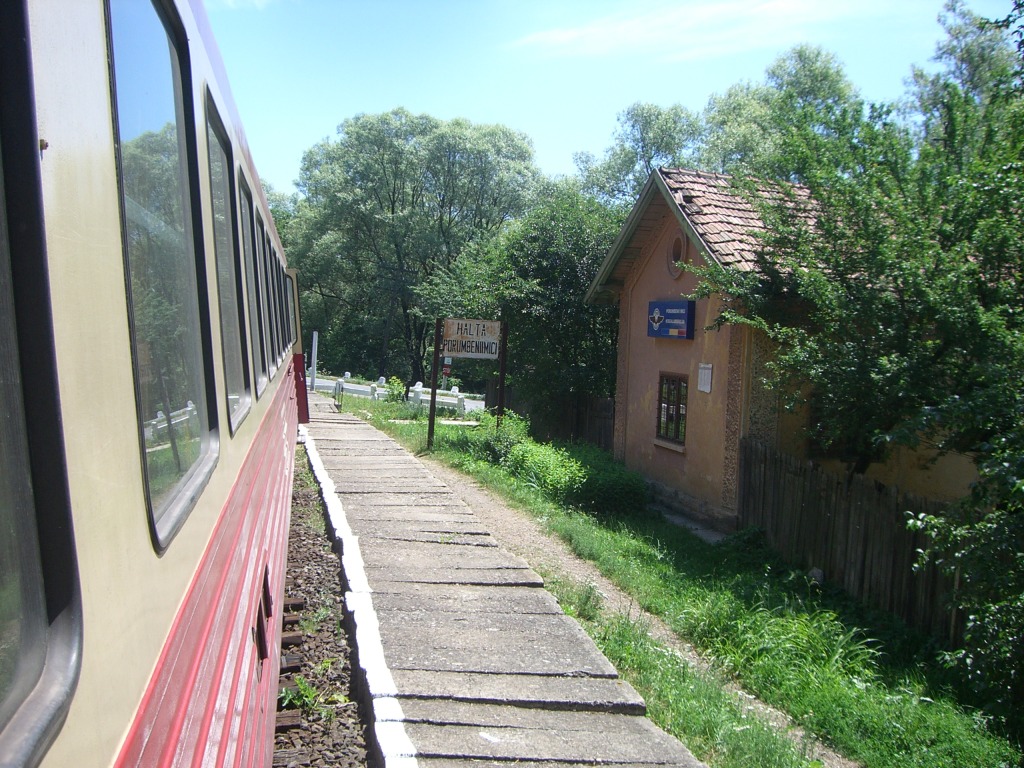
[738,438,957,643]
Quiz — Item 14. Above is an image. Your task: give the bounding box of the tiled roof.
[584,166,813,304]
[658,167,809,271]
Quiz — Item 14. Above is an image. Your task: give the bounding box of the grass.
[551,575,822,768]
[336,398,1022,768]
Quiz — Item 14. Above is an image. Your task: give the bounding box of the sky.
[204,0,1012,196]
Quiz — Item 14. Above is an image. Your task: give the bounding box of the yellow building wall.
[616,220,741,529]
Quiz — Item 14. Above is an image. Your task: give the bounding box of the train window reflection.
[206,106,249,432]
[110,0,211,541]
[0,152,47,738]
[239,182,268,397]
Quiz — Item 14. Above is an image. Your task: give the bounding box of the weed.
[298,604,332,634]
[279,675,348,721]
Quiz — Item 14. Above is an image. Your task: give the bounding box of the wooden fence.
[739,438,960,644]
[486,384,615,451]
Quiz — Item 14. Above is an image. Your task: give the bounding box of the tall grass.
[551,576,819,768]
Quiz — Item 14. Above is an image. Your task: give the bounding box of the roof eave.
[584,169,724,305]
[583,171,665,305]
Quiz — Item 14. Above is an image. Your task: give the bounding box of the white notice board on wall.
[698,363,713,393]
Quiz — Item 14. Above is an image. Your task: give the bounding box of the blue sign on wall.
[647,300,696,339]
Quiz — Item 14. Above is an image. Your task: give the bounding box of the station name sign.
[442,318,501,359]
[647,300,696,339]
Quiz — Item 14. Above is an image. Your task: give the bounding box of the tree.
[699,45,862,179]
[418,179,623,430]
[691,3,1024,734]
[577,47,862,204]
[287,109,537,382]
[575,102,701,205]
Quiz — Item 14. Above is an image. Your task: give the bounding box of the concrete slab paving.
[418,762,687,768]
[398,700,648,729]
[346,507,481,528]
[363,567,545,588]
[301,395,707,768]
[357,538,533,570]
[321,462,437,478]
[376,612,619,678]
[337,491,462,507]
[360,520,493,538]
[369,583,562,615]
[390,671,645,714]
[331,481,450,494]
[403,718,701,765]
[364,530,497,547]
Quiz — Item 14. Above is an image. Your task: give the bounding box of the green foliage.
[911,399,1024,735]
[547,577,812,768]
[278,674,347,721]
[359,402,1019,765]
[575,102,703,204]
[384,376,406,403]
[285,109,537,382]
[547,512,1020,768]
[577,46,862,199]
[687,4,1024,732]
[419,178,624,423]
[564,442,651,516]
[502,441,585,505]
[442,411,531,465]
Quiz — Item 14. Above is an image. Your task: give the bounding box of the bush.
[503,441,586,504]
[384,376,406,403]
[564,442,650,516]
[444,411,530,464]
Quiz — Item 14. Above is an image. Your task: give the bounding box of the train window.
[278,262,290,350]
[0,149,47,750]
[285,273,297,348]
[239,181,268,397]
[0,5,81,753]
[109,0,216,547]
[270,256,282,361]
[206,101,250,432]
[266,241,280,372]
[256,215,277,378]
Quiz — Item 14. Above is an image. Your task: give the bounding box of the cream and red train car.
[0,1,310,765]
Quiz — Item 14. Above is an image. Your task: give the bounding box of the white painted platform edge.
[300,424,418,767]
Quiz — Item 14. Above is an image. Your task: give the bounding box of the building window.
[667,236,685,278]
[657,373,687,444]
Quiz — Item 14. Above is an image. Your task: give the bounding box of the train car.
[0,1,310,765]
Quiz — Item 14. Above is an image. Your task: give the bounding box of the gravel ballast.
[274,448,369,768]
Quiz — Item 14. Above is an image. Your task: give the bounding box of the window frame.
[238,177,269,398]
[107,0,219,551]
[0,3,82,762]
[204,94,251,435]
[656,372,688,446]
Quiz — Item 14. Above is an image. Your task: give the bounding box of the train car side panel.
[114,370,296,767]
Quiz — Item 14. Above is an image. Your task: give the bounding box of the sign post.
[497,320,508,427]
[427,318,443,450]
[428,317,505,448]
[309,330,319,392]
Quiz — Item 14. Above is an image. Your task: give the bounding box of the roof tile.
[658,167,809,271]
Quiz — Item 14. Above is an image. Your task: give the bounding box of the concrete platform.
[302,395,706,768]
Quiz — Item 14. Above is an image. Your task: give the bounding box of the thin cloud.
[510,0,902,62]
